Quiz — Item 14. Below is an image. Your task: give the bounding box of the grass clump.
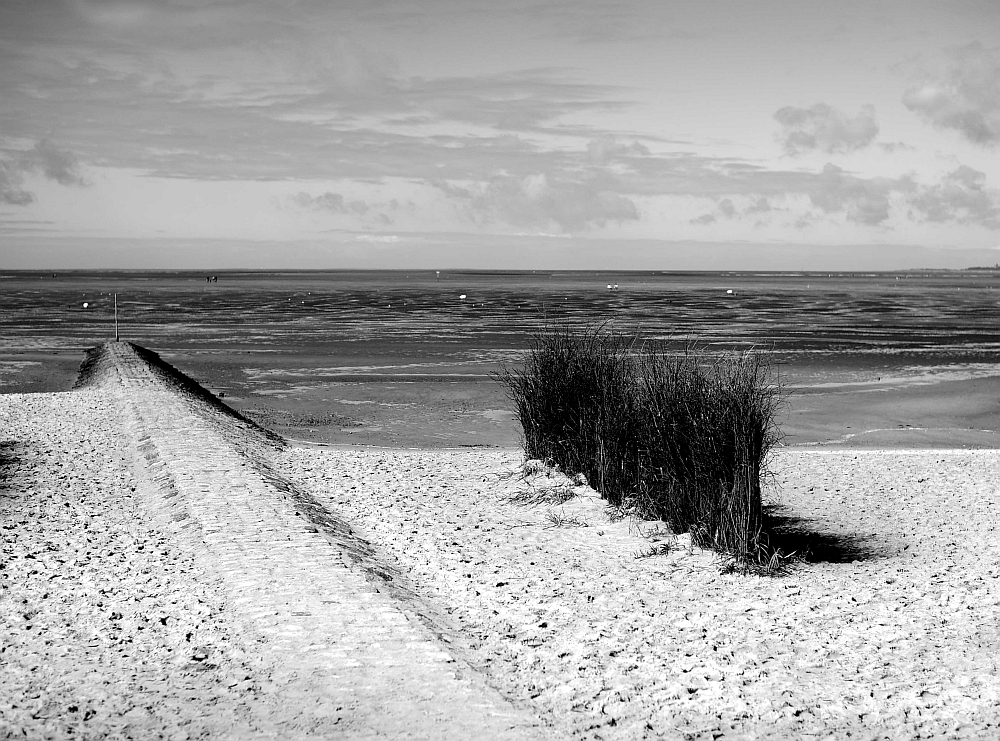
[496,325,785,570]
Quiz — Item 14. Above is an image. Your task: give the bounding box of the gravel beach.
[3,344,1000,739]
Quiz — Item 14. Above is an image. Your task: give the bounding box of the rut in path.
[78,341,547,740]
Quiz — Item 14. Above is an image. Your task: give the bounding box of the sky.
[2,0,1000,269]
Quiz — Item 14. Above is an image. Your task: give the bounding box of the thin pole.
[114,293,119,341]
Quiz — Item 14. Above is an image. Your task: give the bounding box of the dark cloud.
[774,103,879,155]
[909,165,1000,228]
[902,43,1000,146]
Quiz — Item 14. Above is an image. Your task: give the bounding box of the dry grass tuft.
[544,511,590,529]
[496,325,787,570]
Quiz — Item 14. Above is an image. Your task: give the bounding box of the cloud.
[441,171,639,232]
[806,163,907,225]
[30,140,87,186]
[1,1,637,187]
[903,43,1000,146]
[798,163,1000,230]
[0,160,35,205]
[0,140,86,205]
[909,165,1000,228]
[291,191,369,214]
[684,164,998,231]
[355,234,400,243]
[690,195,771,225]
[586,137,650,164]
[774,103,879,155]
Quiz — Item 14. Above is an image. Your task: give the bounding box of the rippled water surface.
[3,268,1000,360]
[4,268,1000,447]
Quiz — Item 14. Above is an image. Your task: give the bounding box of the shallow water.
[3,269,1000,356]
[2,268,999,447]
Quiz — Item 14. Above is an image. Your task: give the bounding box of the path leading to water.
[5,341,1000,740]
[1,342,546,740]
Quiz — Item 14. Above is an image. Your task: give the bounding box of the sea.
[3,269,1000,447]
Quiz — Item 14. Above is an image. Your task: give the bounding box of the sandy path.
[2,344,546,740]
[280,445,1000,740]
[1,389,276,740]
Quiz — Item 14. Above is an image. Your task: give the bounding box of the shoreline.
[4,342,1000,451]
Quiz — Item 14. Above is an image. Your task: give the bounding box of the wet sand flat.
[171,350,1000,450]
[4,343,1000,449]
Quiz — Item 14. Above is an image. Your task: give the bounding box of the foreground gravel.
[1,390,276,740]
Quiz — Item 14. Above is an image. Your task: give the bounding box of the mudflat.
[7,345,998,450]
[3,268,1000,450]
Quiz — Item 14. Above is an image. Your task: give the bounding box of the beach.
[4,269,1000,451]
[3,343,1000,739]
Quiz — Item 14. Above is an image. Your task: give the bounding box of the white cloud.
[291,191,370,214]
[903,43,1000,146]
[355,234,400,243]
[909,165,1000,228]
[586,137,650,164]
[683,164,1000,231]
[0,140,86,205]
[0,159,34,205]
[806,163,904,225]
[443,171,639,232]
[30,140,87,186]
[774,103,879,155]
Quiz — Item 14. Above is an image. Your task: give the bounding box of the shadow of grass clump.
[763,504,877,563]
[496,325,786,571]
